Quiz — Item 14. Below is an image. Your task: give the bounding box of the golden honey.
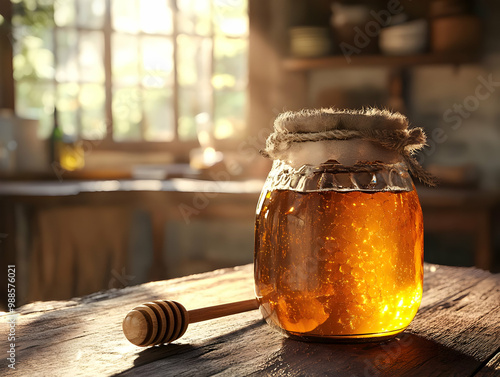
[254,188,424,341]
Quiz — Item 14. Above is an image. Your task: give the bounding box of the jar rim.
[265,160,414,193]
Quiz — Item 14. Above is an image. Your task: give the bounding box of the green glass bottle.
[50,107,62,164]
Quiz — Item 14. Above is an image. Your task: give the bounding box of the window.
[13,0,248,152]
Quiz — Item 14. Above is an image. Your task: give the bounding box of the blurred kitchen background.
[0,0,499,309]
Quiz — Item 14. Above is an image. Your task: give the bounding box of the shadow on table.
[258,333,487,377]
[126,319,266,371]
[130,343,197,368]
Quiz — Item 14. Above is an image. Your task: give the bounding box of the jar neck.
[278,140,402,170]
[267,159,414,193]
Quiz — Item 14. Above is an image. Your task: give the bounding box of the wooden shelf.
[283,52,480,71]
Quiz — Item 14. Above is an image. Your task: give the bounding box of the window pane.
[141,36,174,88]
[80,84,106,139]
[214,90,245,140]
[213,0,248,36]
[16,81,55,138]
[79,31,105,83]
[55,0,76,27]
[112,87,142,141]
[178,116,196,141]
[177,34,213,142]
[13,33,54,81]
[56,83,79,138]
[139,0,173,34]
[178,87,211,141]
[56,29,79,82]
[112,0,140,33]
[112,34,139,85]
[143,89,175,141]
[176,34,211,87]
[77,0,105,29]
[177,0,212,36]
[213,37,247,90]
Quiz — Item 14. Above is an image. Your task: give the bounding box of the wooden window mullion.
[172,0,180,142]
[103,0,114,142]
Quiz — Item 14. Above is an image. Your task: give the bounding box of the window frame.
[12,0,249,162]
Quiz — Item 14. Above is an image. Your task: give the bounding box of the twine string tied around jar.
[261,108,436,186]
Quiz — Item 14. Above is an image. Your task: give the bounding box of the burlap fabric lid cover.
[262,108,434,186]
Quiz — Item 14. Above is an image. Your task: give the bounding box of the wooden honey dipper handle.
[122,298,259,347]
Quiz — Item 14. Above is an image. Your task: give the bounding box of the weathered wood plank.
[1,263,499,377]
[410,265,500,362]
[475,351,500,376]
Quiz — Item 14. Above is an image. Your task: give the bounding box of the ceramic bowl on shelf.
[289,27,331,58]
[379,19,428,56]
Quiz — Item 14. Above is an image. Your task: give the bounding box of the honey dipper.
[122,298,259,346]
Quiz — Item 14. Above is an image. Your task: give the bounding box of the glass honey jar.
[254,108,431,342]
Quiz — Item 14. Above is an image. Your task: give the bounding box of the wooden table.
[2,263,499,376]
